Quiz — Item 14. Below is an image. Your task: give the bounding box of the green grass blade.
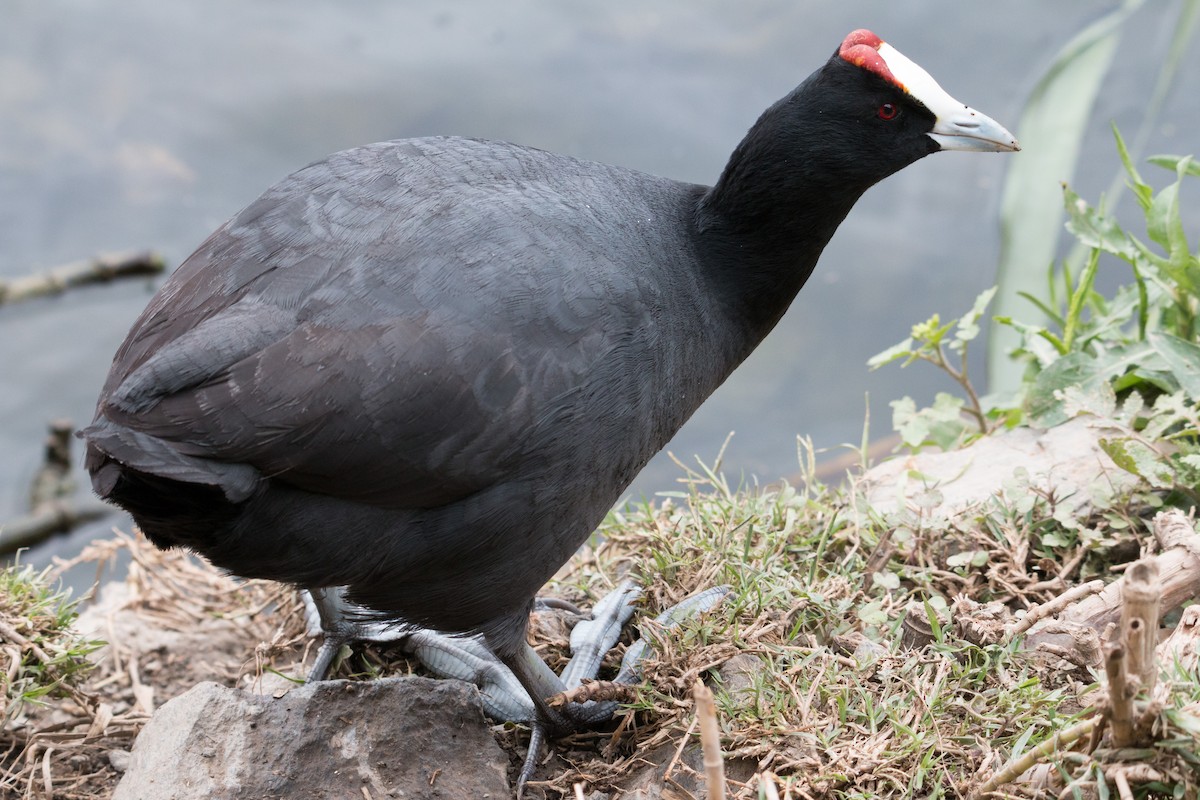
[988,0,1146,393]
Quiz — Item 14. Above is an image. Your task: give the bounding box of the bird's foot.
[300,581,728,797]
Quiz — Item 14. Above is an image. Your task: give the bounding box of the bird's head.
[837,29,1018,154]
[761,29,1019,194]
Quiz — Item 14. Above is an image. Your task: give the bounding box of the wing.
[92,138,655,509]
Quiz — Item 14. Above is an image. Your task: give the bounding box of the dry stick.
[1112,769,1135,800]
[1004,580,1106,642]
[26,420,74,511]
[0,250,165,305]
[1025,510,1200,658]
[1120,559,1161,693]
[0,498,113,554]
[971,718,1097,798]
[759,771,781,800]
[2,419,116,554]
[693,679,725,800]
[1104,643,1136,748]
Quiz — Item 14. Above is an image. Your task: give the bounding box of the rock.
[75,581,266,693]
[106,748,131,772]
[618,737,756,800]
[112,677,510,800]
[717,653,764,707]
[860,416,1139,519]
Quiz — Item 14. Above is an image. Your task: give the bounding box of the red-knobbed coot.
[83,26,1017,782]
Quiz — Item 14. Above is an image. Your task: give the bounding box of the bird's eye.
[877,103,899,121]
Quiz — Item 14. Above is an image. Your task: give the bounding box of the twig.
[1120,559,1160,693]
[1005,580,1105,642]
[971,718,1096,798]
[547,679,639,708]
[693,679,725,800]
[0,498,114,554]
[0,618,54,666]
[1104,643,1136,747]
[0,250,165,305]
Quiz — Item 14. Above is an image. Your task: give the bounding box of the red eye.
[877,103,899,121]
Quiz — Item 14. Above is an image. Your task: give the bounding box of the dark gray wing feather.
[91,138,657,510]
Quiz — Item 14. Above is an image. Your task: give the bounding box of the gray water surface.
[2,2,1195,568]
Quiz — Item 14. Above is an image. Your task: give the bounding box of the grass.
[567,453,1198,798]
[0,562,101,727]
[1,435,1197,798]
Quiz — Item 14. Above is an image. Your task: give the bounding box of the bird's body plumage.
[83,33,1017,710]
[87,137,752,645]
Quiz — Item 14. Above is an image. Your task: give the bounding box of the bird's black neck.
[691,110,865,357]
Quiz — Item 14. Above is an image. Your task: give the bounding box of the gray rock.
[860,416,1139,519]
[106,748,132,773]
[113,677,510,800]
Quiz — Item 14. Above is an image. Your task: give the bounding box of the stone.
[112,677,510,800]
[860,416,1139,519]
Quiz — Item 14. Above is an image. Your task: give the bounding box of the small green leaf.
[1063,185,1137,262]
[872,571,900,591]
[867,337,915,370]
[857,601,888,626]
[948,550,989,568]
[891,393,971,450]
[1148,153,1200,177]
[1114,124,1154,211]
[1041,532,1070,548]
[911,314,953,346]
[1145,160,1192,270]
[954,286,998,346]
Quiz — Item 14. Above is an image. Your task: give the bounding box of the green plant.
[875,133,1200,499]
[867,287,994,451]
[989,0,1200,392]
[0,562,101,724]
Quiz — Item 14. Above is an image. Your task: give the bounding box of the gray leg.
[300,582,729,797]
[302,586,405,681]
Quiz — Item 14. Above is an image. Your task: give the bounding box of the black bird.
[83,25,1016,760]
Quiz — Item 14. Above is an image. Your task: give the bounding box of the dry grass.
[1,452,1199,799]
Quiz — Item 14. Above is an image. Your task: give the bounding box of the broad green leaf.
[1091,341,1159,381]
[1025,351,1114,428]
[1150,332,1200,399]
[989,0,1146,393]
[1058,382,1117,420]
[1099,437,1175,487]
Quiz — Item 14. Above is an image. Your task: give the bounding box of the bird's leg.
[301,586,405,681]
[499,582,729,796]
[301,582,728,797]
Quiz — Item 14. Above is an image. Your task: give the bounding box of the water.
[2,2,1195,571]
